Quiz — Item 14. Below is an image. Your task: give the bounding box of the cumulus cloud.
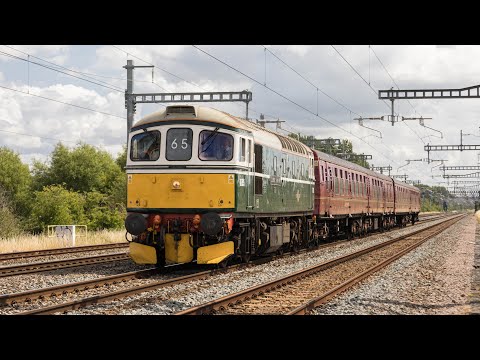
[1,45,71,64]
[2,44,480,188]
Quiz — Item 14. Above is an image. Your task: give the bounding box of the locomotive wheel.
[347,223,354,240]
[241,254,251,263]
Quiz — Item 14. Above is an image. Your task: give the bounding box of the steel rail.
[0,243,128,261]
[288,215,465,314]
[13,214,458,315]
[0,253,130,278]
[175,214,465,315]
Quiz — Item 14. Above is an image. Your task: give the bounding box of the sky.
[1,44,480,191]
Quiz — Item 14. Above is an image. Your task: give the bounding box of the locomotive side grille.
[276,133,307,155]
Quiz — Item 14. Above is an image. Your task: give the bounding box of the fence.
[47,225,88,247]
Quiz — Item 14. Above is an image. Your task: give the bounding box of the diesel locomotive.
[124,105,420,267]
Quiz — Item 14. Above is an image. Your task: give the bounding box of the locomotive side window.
[239,138,246,162]
[292,161,296,179]
[199,130,233,161]
[248,139,252,163]
[130,130,161,161]
[273,156,278,175]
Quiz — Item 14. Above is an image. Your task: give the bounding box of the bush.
[29,184,86,233]
[0,191,23,239]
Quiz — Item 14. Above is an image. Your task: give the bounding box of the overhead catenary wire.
[0,84,125,119]
[331,45,426,145]
[111,45,284,122]
[0,49,124,93]
[4,45,169,91]
[369,46,428,144]
[0,126,78,144]
[263,45,398,153]
[263,46,362,117]
[192,45,400,167]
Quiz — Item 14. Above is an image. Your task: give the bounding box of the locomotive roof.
[313,149,419,191]
[133,105,313,157]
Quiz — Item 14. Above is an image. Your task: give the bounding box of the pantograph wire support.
[401,116,443,139]
[430,159,448,172]
[354,117,383,138]
[397,159,423,172]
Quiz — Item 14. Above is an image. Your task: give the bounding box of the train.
[124,105,421,267]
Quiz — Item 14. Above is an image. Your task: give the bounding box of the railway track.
[0,252,130,278]
[8,213,461,315]
[175,213,466,315]
[0,243,128,261]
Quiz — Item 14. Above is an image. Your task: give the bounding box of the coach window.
[320,165,324,182]
[292,161,296,179]
[131,130,161,161]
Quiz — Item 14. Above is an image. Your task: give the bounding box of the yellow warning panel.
[197,241,234,264]
[129,242,157,264]
[127,173,235,209]
[165,233,193,264]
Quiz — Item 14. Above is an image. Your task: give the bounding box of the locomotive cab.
[125,105,255,266]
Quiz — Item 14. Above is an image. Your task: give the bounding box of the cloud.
[285,45,311,57]
[1,45,71,64]
[3,44,480,189]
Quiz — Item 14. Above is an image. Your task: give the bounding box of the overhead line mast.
[123,60,252,140]
[379,84,480,125]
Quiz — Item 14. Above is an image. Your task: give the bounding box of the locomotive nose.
[200,212,224,235]
[125,213,148,235]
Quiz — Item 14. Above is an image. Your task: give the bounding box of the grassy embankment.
[0,229,126,253]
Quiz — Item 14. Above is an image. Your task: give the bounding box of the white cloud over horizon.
[1,44,480,190]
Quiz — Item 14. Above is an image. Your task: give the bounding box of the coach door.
[327,165,333,214]
[366,177,371,214]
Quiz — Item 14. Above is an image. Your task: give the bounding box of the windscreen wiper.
[200,127,220,154]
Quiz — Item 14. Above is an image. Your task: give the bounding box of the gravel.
[0,248,128,267]
[0,257,147,295]
[311,214,475,315]
[66,215,468,315]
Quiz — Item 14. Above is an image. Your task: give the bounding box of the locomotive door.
[246,138,254,209]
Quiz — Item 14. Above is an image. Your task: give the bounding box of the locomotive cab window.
[166,128,193,161]
[130,130,161,161]
[199,130,233,161]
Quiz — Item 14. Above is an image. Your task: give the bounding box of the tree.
[0,187,23,239]
[0,147,32,209]
[115,144,127,170]
[84,191,124,230]
[29,185,86,233]
[32,142,124,195]
[289,135,371,169]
